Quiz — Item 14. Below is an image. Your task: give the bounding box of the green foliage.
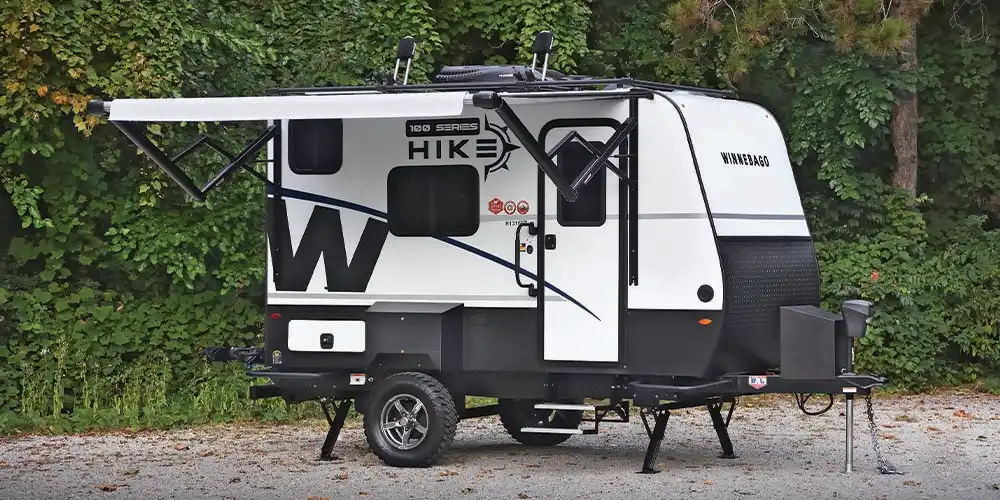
[2,0,1000,435]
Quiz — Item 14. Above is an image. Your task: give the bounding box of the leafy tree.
[2,0,999,433]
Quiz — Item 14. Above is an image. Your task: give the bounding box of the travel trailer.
[88,31,899,475]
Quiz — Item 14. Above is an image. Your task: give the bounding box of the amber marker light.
[698,318,712,325]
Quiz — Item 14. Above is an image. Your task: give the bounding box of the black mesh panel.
[707,238,822,376]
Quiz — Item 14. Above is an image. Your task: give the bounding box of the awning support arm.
[112,121,207,202]
[200,124,278,195]
[109,120,278,203]
[471,91,635,201]
[544,129,628,182]
[472,92,580,201]
[568,117,635,192]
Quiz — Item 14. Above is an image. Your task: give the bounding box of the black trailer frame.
[87,32,902,476]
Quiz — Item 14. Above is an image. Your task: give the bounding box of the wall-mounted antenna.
[531,31,554,80]
[394,36,416,85]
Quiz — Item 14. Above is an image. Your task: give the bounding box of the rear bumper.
[247,368,371,403]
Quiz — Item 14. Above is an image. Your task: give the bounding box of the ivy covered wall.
[2,0,998,432]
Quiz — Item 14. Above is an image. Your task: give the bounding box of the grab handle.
[514,221,537,297]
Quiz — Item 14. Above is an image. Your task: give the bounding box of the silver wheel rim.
[379,393,429,450]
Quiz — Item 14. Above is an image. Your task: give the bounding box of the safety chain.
[864,392,903,475]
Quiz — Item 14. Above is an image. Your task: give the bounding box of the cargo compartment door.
[541,139,621,363]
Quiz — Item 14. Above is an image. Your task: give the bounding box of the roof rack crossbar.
[107,116,277,203]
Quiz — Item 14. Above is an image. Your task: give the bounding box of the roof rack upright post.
[531,31,554,80]
[393,36,416,85]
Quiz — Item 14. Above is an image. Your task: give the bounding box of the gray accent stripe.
[268,292,561,302]
[713,213,808,220]
[265,193,806,223]
[480,213,806,222]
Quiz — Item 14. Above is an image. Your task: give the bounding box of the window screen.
[287,119,343,174]
[386,165,480,237]
[557,140,607,227]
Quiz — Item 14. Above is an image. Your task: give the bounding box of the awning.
[96,91,470,122]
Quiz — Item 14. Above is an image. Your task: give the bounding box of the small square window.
[387,165,480,237]
[287,119,343,174]
[557,140,607,227]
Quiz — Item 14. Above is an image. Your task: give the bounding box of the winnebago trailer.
[88,32,900,475]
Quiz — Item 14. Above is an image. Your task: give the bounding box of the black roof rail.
[265,77,736,99]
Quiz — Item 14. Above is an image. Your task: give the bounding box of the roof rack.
[267,77,734,99]
[268,31,734,99]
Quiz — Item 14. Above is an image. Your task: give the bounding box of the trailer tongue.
[88,31,901,475]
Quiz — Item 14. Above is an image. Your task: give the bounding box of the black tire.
[498,398,584,446]
[363,372,458,468]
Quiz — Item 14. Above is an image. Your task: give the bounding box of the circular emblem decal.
[516,200,529,215]
[503,200,516,215]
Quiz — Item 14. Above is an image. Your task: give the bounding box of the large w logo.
[267,198,389,292]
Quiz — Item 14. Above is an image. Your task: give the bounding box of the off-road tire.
[498,398,584,446]
[363,372,458,468]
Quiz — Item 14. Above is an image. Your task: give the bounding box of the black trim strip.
[628,97,639,286]
[620,98,634,366]
[270,119,284,286]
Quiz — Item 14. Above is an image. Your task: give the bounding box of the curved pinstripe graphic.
[268,186,600,321]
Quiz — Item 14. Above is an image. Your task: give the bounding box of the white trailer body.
[264,91,807,367]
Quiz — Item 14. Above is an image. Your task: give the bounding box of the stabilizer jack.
[636,396,739,474]
[319,398,353,461]
[707,398,738,459]
[638,407,670,474]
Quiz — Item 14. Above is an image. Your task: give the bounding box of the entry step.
[520,427,583,435]
[533,403,596,411]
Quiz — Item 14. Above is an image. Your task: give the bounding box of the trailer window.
[386,165,480,237]
[287,119,343,174]
[557,141,607,227]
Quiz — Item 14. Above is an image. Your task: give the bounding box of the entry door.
[541,138,620,362]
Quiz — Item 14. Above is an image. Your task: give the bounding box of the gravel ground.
[1,392,998,500]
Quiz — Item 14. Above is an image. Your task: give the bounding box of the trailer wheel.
[363,372,458,468]
[498,398,584,446]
